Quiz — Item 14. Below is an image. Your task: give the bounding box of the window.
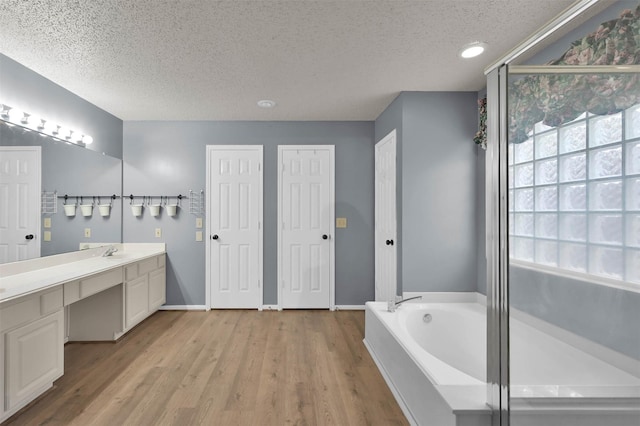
[509,103,640,285]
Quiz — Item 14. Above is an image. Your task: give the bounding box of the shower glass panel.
[507,67,640,425]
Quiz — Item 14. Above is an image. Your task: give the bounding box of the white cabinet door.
[125,275,149,328]
[148,267,166,311]
[0,147,41,264]
[375,130,397,302]
[279,146,335,309]
[207,146,263,309]
[5,309,63,411]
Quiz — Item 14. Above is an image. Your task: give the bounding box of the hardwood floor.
[4,310,408,426]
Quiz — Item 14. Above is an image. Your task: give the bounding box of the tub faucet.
[387,295,422,312]
[101,246,118,257]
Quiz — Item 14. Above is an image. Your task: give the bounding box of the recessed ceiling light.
[459,42,487,59]
[257,100,276,108]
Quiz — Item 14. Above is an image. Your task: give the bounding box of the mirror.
[1,120,122,257]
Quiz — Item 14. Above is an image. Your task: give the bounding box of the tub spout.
[387,295,422,312]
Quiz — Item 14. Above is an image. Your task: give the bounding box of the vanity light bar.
[0,102,93,146]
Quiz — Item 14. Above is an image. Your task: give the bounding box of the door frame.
[205,145,264,311]
[374,130,397,301]
[277,145,335,310]
[0,146,42,262]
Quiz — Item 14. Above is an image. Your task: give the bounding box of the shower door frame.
[487,64,640,425]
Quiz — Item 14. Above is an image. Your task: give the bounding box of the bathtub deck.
[3,310,408,426]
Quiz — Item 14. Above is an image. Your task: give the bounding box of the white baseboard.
[261,305,281,311]
[158,305,207,311]
[335,305,365,310]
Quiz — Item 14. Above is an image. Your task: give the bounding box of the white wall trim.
[159,305,207,311]
[335,305,365,310]
[261,305,281,311]
[402,292,479,303]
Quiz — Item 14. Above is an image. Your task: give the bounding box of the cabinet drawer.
[125,264,138,281]
[79,268,123,299]
[0,288,64,333]
[138,257,158,276]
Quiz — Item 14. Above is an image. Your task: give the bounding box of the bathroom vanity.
[0,243,166,422]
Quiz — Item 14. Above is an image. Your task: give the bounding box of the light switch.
[196,231,203,242]
[44,231,51,242]
[155,228,162,238]
[84,228,91,238]
[196,217,203,229]
[336,217,347,228]
[43,217,51,228]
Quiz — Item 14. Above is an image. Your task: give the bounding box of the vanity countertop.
[0,243,165,304]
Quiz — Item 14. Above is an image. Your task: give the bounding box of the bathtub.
[364,300,640,426]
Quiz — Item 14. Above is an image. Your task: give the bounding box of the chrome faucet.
[387,295,422,312]
[101,246,118,257]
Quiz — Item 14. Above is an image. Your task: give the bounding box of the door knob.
[385,239,394,246]
[25,234,34,240]
[322,234,328,240]
[211,234,219,240]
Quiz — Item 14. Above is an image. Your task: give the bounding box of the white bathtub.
[364,300,640,426]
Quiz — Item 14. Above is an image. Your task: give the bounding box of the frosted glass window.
[535,131,557,159]
[559,122,586,154]
[559,214,586,242]
[514,214,534,236]
[535,159,557,185]
[589,180,622,211]
[514,163,534,188]
[626,250,640,284]
[559,184,586,211]
[559,153,586,182]
[508,166,514,189]
[589,145,622,179]
[509,190,514,212]
[626,215,640,247]
[626,104,640,139]
[535,121,554,133]
[535,214,557,239]
[589,246,623,279]
[535,187,557,211]
[589,113,622,147]
[513,237,534,262]
[508,144,515,165]
[559,242,587,272]
[589,214,623,245]
[514,189,534,212]
[514,139,534,164]
[535,240,558,266]
[509,213,515,235]
[627,141,640,175]
[628,177,640,211]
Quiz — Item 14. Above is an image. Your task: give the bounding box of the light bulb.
[8,107,24,124]
[58,126,71,139]
[459,42,487,59]
[82,135,93,145]
[0,104,10,120]
[73,131,84,143]
[27,114,42,130]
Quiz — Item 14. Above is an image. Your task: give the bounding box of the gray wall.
[123,121,375,306]
[375,92,478,295]
[0,53,123,159]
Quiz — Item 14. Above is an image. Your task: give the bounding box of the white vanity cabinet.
[0,287,64,420]
[124,254,165,330]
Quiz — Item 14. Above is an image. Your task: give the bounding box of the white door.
[375,130,397,302]
[207,146,263,309]
[278,146,335,309]
[0,147,41,264]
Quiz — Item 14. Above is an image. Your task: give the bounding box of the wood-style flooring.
[4,310,408,426]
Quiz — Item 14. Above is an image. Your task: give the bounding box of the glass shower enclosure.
[487,64,640,425]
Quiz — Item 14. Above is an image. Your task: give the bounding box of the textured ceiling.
[0,0,580,121]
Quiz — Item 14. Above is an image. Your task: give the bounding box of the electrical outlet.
[84,228,91,238]
[196,231,203,242]
[196,217,203,229]
[43,217,51,228]
[155,228,162,238]
[44,231,51,242]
